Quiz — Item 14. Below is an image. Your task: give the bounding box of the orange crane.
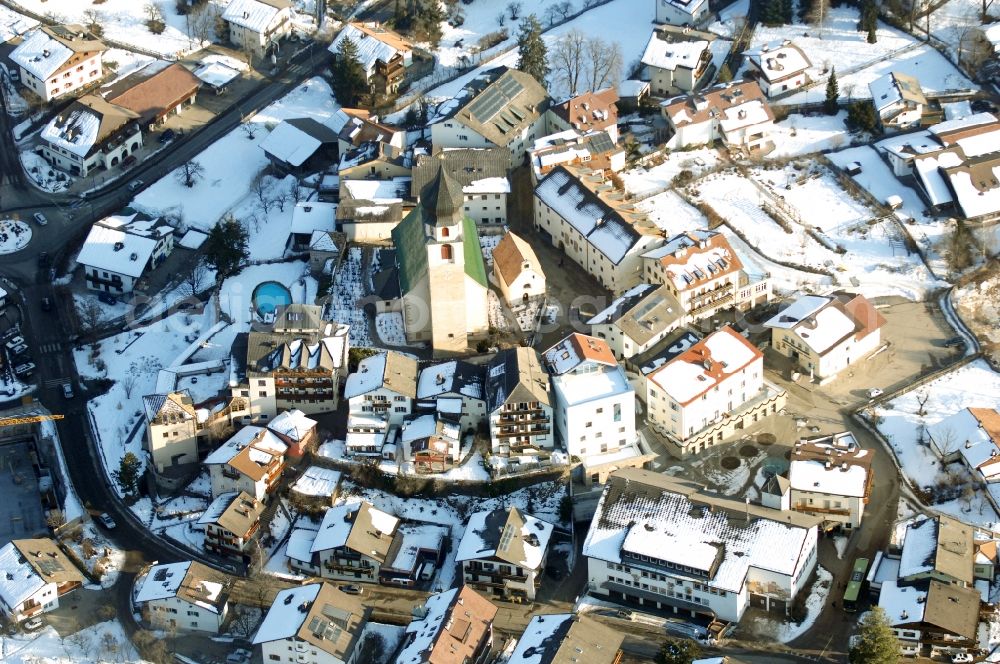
[0,413,64,428]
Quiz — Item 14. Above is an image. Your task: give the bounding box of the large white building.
[456,507,554,602]
[543,333,649,484]
[430,66,549,162]
[534,165,662,294]
[10,24,106,102]
[134,561,230,634]
[656,0,711,26]
[253,583,369,664]
[76,212,174,294]
[641,27,715,96]
[765,292,886,382]
[414,359,487,434]
[410,148,512,228]
[584,469,820,623]
[222,0,293,59]
[344,351,418,456]
[646,326,785,457]
[788,432,874,531]
[0,539,83,623]
[661,81,775,154]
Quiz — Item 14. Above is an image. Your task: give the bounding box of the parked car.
[40,297,53,312]
[13,362,35,377]
[96,513,116,529]
[8,343,28,356]
[5,336,25,350]
[951,654,973,664]
[37,252,50,268]
[867,388,883,399]
[22,617,43,631]
[943,336,965,348]
[2,327,20,342]
[32,212,48,226]
[158,129,176,144]
[127,179,143,192]
[120,155,137,170]
[97,292,117,305]
[226,649,251,664]
[61,383,74,399]
[338,585,362,595]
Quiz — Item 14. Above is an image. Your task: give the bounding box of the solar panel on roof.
[498,75,523,97]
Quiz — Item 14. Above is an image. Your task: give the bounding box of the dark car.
[120,155,137,170]
[37,252,50,268]
[338,585,362,595]
[97,292,117,305]
[158,129,176,143]
[971,99,996,114]
[943,336,965,348]
[40,297,53,312]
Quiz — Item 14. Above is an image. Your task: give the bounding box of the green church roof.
[391,205,487,296]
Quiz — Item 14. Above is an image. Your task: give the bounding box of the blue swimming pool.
[252,281,292,318]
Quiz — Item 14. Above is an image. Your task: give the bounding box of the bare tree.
[287,179,306,204]
[807,0,828,31]
[230,605,260,637]
[100,631,119,661]
[916,390,930,416]
[82,9,104,37]
[144,2,162,22]
[585,37,623,91]
[551,29,586,96]
[121,372,138,400]
[176,159,205,188]
[984,0,996,20]
[78,298,104,336]
[242,39,256,67]
[544,4,562,26]
[181,259,209,297]
[496,11,506,27]
[957,21,992,70]
[933,425,959,458]
[241,118,257,140]
[507,1,523,20]
[555,1,574,19]
[46,509,66,531]
[252,174,277,214]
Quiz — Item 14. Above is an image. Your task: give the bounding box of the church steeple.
[419,168,465,227]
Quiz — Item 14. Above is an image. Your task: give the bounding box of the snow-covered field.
[621,148,720,200]
[692,166,938,299]
[0,621,141,664]
[770,112,852,158]
[326,247,373,347]
[873,359,1000,529]
[0,4,36,44]
[741,8,974,106]
[133,77,340,232]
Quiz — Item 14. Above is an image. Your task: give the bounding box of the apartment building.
[198,491,265,559]
[587,283,684,360]
[485,347,554,458]
[661,81,775,153]
[410,148,512,228]
[10,24,106,102]
[507,614,623,664]
[744,40,812,98]
[204,426,287,502]
[134,561,230,634]
[395,587,498,664]
[414,359,487,434]
[788,432,874,531]
[0,539,84,623]
[222,0,293,59]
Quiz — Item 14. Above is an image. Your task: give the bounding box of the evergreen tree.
[113,452,142,497]
[762,0,788,25]
[846,100,880,133]
[717,62,733,83]
[331,37,368,107]
[824,68,839,115]
[516,14,548,85]
[656,638,701,664]
[867,23,877,43]
[203,215,249,279]
[849,607,901,664]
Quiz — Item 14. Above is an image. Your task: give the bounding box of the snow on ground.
[326,247,373,347]
[826,145,957,280]
[707,0,750,37]
[926,0,997,64]
[692,166,939,299]
[753,566,832,642]
[770,112,851,158]
[621,149,720,199]
[873,359,1000,529]
[73,292,130,327]
[20,151,71,193]
[133,77,340,232]
[741,8,974,107]
[0,4,37,44]
[438,450,491,481]
[435,0,554,68]
[15,0,201,58]
[422,0,656,102]
[375,312,408,346]
[74,309,214,482]
[63,521,126,589]
[637,190,708,237]
[102,48,157,85]
[357,623,405,664]
[0,621,141,664]
[0,219,31,254]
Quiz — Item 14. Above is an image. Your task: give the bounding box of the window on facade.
[441,244,453,260]
[441,227,450,238]
[613,403,621,422]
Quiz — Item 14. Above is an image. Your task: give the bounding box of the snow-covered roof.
[788,434,871,498]
[455,507,553,570]
[643,230,742,292]
[329,23,412,78]
[416,360,485,401]
[534,167,644,265]
[933,408,1000,480]
[584,469,818,594]
[913,150,958,206]
[260,121,326,168]
[641,33,708,72]
[291,467,341,497]
[383,523,448,574]
[648,326,760,405]
[192,61,242,89]
[765,294,883,357]
[253,583,321,644]
[10,25,103,81]
[268,409,317,443]
[507,614,574,664]
[286,527,317,563]
[134,561,191,603]
[0,542,46,610]
[222,0,291,33]
[618,79,650,98]
[397,587,498,664]
[463,176,510,194]
[344,351,417,399]
[178,229,207,249]
[544,334,631,407]
[290,201,337,235]
[76,215,169,278]
[311,502,399,558]
[745,40,811,83]
[340,177,410,203]
[719,99,772,132]
[942,153,1000,218]
[898,515,974,584]
[878,580,926,626]
[203,425,287,467]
